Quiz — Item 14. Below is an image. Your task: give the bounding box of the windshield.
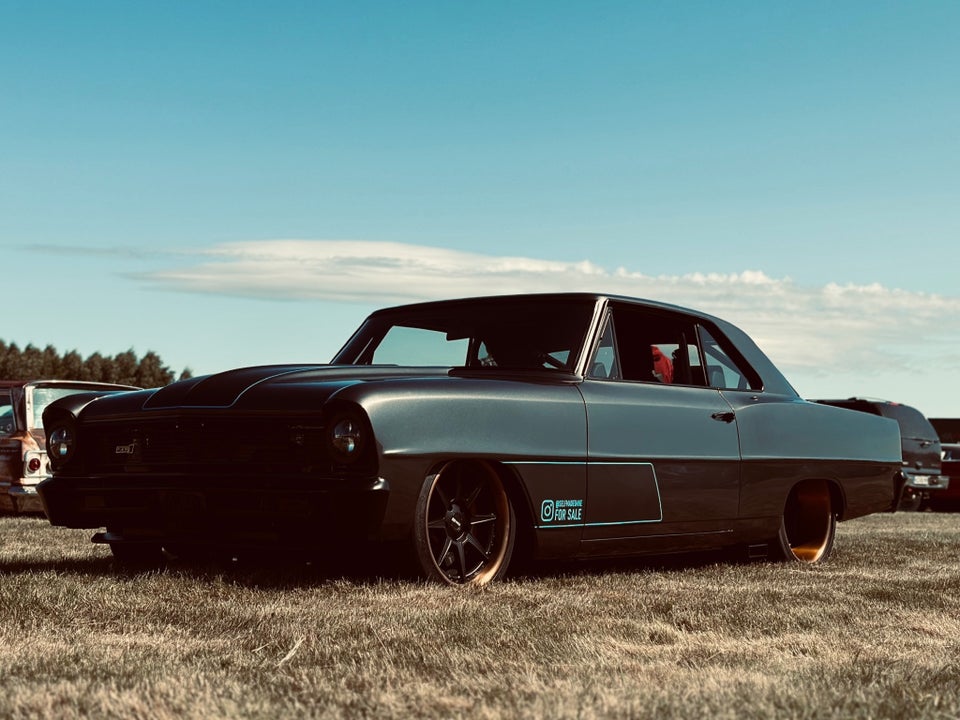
[333,297,598,372]
[28,386,100,430]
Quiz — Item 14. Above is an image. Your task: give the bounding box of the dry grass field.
[1,512,959,719]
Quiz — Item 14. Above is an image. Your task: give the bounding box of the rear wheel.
[414,461,516,585]
[773,479,836,563]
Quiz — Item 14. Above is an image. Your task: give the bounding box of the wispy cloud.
[135,239,960,377]
[23,243,186,261]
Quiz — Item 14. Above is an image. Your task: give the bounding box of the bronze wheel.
[774,479,836,563]
[414,461,516,585]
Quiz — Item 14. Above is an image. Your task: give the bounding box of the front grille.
[84,416,329,476]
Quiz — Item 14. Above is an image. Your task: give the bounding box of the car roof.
[365,292,798,397]
[368,292,722,322]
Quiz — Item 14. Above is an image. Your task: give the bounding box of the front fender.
[334,378,588,538]
[339,378,588,461]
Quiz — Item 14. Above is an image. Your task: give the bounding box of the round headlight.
[331,418,362,459]
[48,426,76,467]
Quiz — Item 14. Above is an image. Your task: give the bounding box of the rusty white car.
[1,380,137,514]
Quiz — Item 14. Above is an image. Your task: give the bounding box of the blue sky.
[2,2,958,415]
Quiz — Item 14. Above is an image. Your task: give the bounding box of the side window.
[590,306,705,386]
[656,339,706,386]
[588,317,620,380]
[697,325,756,390]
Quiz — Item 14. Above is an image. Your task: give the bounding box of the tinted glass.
[336,298,596,371]
[698,326,757,390]
[372,326,471,366]
[590,304,704,385]
[883,404,937,439]
[588,318,620,380]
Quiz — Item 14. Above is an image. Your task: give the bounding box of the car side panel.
[576,381,742,551]
[726,393,901,520]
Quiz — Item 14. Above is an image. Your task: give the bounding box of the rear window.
[880,404,937,439]
[29,386,104,430]
[818,400,882,417]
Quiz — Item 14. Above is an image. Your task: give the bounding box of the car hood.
[77,365,454,418]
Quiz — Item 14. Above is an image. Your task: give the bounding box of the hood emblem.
[115,442,138,455]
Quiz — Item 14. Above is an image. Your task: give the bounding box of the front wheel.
[773,479,837,563]
[414,461,516,586]
[109,541,165,567]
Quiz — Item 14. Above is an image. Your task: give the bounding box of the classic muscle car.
[1,380,139,514]
[39,293,902,584]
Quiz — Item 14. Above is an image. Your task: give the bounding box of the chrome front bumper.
[0,481,45,514]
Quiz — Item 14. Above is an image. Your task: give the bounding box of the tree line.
[0,340,192,388]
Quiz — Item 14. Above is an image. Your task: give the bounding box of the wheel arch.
[489,460,538,569]
[781,476,845,517]
[794,476,844,511]
[825,477,846,519]
[774,476,840,564]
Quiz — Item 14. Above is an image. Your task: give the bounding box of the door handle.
[711,411,735,423]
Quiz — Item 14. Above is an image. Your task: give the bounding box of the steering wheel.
[539,352,565,369]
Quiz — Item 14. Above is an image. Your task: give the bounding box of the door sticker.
[540,498,584,524]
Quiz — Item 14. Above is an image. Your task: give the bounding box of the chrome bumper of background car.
[904,474,949,490]
[0,481,45,514]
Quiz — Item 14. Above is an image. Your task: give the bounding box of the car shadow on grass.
[162,544,749,589]
[0,542,756,588]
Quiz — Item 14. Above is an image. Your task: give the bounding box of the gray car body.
[39,293,902,560]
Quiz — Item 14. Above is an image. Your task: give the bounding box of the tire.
[163,544,217,563]
[414,461,516,586]
[773,479,836,564]
[898,489,923,512]
[109,542,165,567]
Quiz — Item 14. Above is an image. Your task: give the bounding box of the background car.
[923,443,960,512]
[812,398,942,510]
[0,386,14,437]
[930,418,960,444]
[40,294,902,584]
[0,380,139,514]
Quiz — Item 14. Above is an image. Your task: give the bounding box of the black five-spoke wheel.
[414,461,516,585]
